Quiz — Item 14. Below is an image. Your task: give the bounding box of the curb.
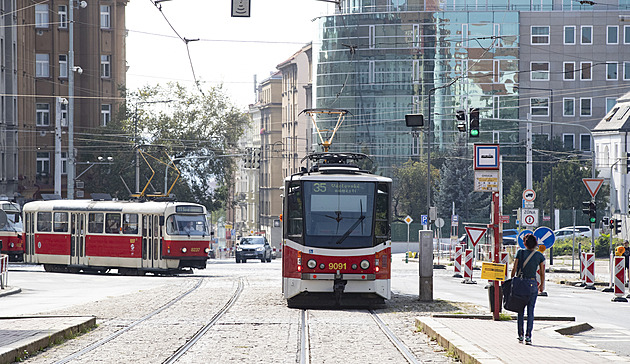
[554,322,593,335]
[0,317,96,364]
[0,286,21,298]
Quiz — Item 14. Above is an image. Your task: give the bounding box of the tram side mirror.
[0,210,6,230]
[159,216,165,226]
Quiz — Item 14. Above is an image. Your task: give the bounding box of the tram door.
[70,213,86,266]
[142,215,161,269]
[23,212,35,263]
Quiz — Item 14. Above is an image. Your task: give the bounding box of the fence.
[431,241,519,269]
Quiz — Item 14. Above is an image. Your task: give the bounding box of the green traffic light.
[589,217,596,223]
[470,129,479,137]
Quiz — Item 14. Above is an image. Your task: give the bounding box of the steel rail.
[163,277,244,363]
[54,278,205,364]
[369,310,421,364]
[298,309,310,364]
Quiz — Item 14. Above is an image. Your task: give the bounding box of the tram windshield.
[0,202,22,232]
[166,214,209,236]
[303,181,375,248]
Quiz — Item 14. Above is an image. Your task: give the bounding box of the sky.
[126,0,334,109]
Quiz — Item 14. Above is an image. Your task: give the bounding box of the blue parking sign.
[421,215,428,225]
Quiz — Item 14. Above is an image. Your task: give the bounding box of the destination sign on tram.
[310,182,369,194]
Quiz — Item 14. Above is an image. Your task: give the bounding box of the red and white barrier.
[612,256,627,302]
[536,265,548,296]
[0,254,8,289]
[453,245,463,278]
[500,252,509,281]
[584,252,596,290]
[462,249,475,284]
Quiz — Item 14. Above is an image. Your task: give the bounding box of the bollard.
[453,245,463,278]
[405,251,408,264]
[584,252,596,290]
[462,249,476,284]
[537,266,548,296]
[612,256,627,302]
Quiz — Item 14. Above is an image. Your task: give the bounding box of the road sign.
[534,226,556,249]
[465,227,486,247]
[522,200,534,208]
[481,262,507,281]
[522,189,536,202]
[521,208,539,227]
[404,215,413,224]
[517,229,534,249]
[474,170,499,192]
[231,0,251,17]
[421,215,428,225]
[499,215,510,224]
[582,178,604,198]
[451,215,458,224]
[435,218,445,228]
[474,144,500,170]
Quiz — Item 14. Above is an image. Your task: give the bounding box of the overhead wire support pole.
[67,0,75,199]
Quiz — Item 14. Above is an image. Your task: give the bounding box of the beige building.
[18,0,127,199]
[277,43,314,177]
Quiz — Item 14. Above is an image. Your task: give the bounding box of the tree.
[79,83,250,213]
[539,158,608,211]
[392,158,440,221]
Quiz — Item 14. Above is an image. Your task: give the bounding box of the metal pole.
[67,0,75,199]
[135,104,139,194]
[54,97,62,196]
[427,91,432,217]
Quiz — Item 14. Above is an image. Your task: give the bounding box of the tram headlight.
[181,247,187,253]
[360,260,370,269]
[9,243,14,248]
[307,259,317,269]
[351,264,358,270]
[204,247,210,254]
[319,263,325,270]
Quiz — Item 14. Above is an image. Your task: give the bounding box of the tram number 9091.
[329,262,346,270]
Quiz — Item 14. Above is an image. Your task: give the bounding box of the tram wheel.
[236,258,241,263]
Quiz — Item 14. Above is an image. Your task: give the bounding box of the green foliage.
[77,83,249,214]
[392,158,439,220]
[552,236,620,258]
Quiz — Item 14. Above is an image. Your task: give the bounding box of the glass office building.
[314,0,630,175]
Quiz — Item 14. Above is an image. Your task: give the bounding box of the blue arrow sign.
[421,215,428,225]
[534,226,556,249]
[517,229,534,249]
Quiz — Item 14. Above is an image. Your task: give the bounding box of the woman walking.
[510,233,545,345]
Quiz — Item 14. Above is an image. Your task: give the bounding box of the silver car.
[235,236,272,263]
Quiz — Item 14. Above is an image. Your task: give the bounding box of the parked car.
[502,229,519,245]
[235,236,272,263]
[554,226,598,239]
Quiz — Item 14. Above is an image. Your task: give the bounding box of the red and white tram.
[0,201,24,262]
[282,153,392,307]
[23,199,211,275]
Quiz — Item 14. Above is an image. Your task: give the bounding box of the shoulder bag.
[503,250,536,313]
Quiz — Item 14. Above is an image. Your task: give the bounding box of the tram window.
[88,213,104,233]
[105,213,121,234]
[286,182,303,236]
[53,212,69,232]
[122,214,139,234]
[37,212,52,232]
[375,183,390,243]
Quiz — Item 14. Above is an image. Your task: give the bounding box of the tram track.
[297,308,420,364]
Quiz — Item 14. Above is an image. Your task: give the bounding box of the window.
[531,26,550,44]
[581,26,592,44]
[624,61,630,80]
[100,55,111,78]
[37,212,52,232]
[530,97,549,116]
[607,62,618,80]
[122,214,139,234]
[563,98,575,117]
[88,213,104,233]
[105,213,121,234]
[564,26,575,44]
[625,25,630,44]
[563,62,575,80]
[530,62,549,80]
[580,134,591,151]
[36,103,50,126]
[606,98,617,113]
[58,5,67,29]
[101,104,111,126]
[580,62,592,80]
[563,134,575,149]
[60,102,67,127]
[36,152,50,175]
[580,98,592,116]
[100,5,111,29]
[61,151,67,174]
[36,54,49,77]
[58,55,67,78]
[35,4,48,28]
[369,25,375,49]
[607,26,619,44]
[53,212,68,232]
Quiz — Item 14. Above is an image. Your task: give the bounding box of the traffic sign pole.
[490,192,501,321]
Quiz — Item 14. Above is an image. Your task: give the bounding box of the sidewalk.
[416,315,627,363]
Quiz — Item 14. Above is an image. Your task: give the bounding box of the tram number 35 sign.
[521,208,539,227]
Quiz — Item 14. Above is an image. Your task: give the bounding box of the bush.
[552,235,621,258]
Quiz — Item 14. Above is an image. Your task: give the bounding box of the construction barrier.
[462,249,475,284]
[584,252,596,290]
[537,266,548,296]
[500,251,509,281]
[0,254,8,289]
[612,256,627,302]
[453,245,463,278]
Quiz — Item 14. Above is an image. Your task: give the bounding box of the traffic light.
[456,110,466,132]
[253,149,261,169]
[582,200,596,224]
[469,108,480,137]
[609,218,615,232]
[614,218,622,235]
[626,152,630,174]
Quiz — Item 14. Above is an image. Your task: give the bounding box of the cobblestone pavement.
[17,264,479,364]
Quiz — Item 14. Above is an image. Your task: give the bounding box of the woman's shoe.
[518,336,524,343]
[525,337,532,345]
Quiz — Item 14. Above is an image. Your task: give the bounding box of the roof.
[593,91,630,132]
